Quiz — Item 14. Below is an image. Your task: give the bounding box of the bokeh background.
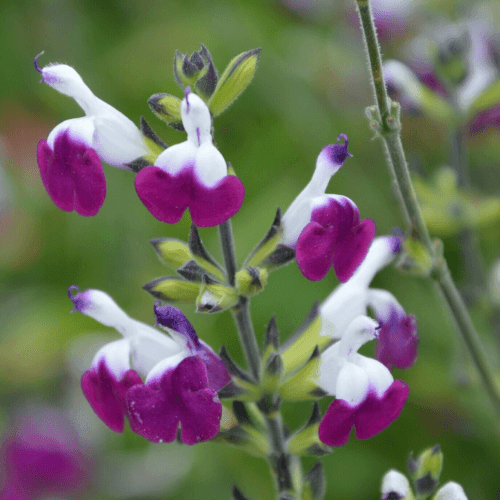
[1,0,500,498]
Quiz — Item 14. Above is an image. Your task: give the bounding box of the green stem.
[355,0,500,416]
[218,220,261,381]
[218,220,298,498]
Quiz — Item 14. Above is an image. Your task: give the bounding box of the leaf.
[468,77,500,118]
[209,48,261,116]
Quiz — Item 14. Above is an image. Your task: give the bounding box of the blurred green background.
[1,0,500,498]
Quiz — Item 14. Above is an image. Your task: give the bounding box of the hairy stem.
[355,0,500,415]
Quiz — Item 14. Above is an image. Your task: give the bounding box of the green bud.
[143,277,200,303]
[408,445,443,497]
[209,48,261,116]
[196,276,239,313]
[397,236,433,277]
[235,267,268,296]
[433,30,469,88]
[149,238,192,270]
[148,93,184,130]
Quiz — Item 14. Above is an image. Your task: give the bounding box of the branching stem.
[355,0,500,416]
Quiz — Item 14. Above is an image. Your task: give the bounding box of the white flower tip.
[383,60,422,104]
[38,61,89,98]
[69,287,130,330]
[435,482,468,500]
[181,90,211,144]
[381,469,411,499]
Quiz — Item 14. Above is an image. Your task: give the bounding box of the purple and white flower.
[35,54,148,216]
[1,407,91,500]
[134,89,245,227]
[69,287,230,445]
[317,316,409,447]
[281,135,376,282]
[318,235,418,370]
[381,469,412,500]
[435,482,468,500]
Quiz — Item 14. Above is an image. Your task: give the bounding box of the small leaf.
[189,225,226,281]
[148,93,184,130]
[302,463,326,500]
[143,277,199,303]
[209,48,261,116]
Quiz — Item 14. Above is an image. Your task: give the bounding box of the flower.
[69,287,230,444]
[319,235,418,370]
[434,482,468,500]
[134,88,245,227]
[317,316,409,447]
[35,54,148,216]
[381,469,413,500]
[281,135,376,282]
[1,407,91,500]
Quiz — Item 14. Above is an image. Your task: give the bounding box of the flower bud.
[235,267,268,296]
[408,445,443,497]
[381,469,414,500]
[196,277,239,313]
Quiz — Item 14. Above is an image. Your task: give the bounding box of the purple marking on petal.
[318,380,409,447]
[468,104,500,137]
[327,133,353,166]
[196,127,201,146]
[354,380,409,440]
[154,302,201,351]
[34,51,44,73]
[37,133,106,216]
[68,286,91,313]
[126,356,222,444]
[333,218,376,283]
[81,361,142,433]
[376,309,418,370]
[134,166,245,227]
[185,86,191,113]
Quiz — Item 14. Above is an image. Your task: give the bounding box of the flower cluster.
[69,287,230,444]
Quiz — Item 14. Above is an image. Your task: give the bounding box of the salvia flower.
[281,134,376,282]
[1,407,91,500]
[319,236,419,370]
[69,287,230,444]
[381,469,414,500]
[317,316,410,447]
[135,88,245,227]
[35,54,148,216]
[434,482,468,500]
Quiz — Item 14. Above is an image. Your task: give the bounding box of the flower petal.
[38,121,106,216]
[318,398,357,447]
[381,469,412,500]
[435,482,468,500]
[134,166,244,227]
[82,340,142,433]
[353,380,409,440]
[333,217,376,283]
[295,221,337,281]
[126,356,222,444]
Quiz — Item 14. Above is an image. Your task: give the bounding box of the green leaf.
[208,48,261,116]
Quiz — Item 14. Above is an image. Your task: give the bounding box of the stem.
[218,220,261,381]
[355,0,500,415]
